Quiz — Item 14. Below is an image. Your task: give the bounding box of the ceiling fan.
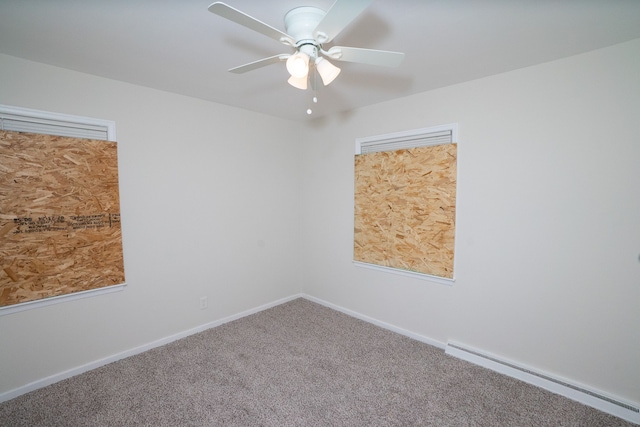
[208,0,405,91]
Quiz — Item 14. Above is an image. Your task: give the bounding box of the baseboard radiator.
[445,342,640,425]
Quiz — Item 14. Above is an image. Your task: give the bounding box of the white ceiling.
[1,0,640,122]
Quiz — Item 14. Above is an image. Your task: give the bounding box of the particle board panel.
[354,143,456,278]
[0,130,124,307]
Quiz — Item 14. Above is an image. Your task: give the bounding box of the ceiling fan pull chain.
[313,72,318,105]
[308,68,320,115]
[306,94,314,115]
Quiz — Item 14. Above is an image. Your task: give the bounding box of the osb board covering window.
[0,130,125,307]
[354,143,456,278]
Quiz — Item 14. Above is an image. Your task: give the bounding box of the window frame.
[353,123,458,285]
[0,104,124,316]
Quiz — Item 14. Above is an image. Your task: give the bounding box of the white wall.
[0,54,303,394]
[300,39,640,403]
[1,38,639,407]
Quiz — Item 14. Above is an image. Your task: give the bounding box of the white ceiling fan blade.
[313,0,373,44]
[228,54,289,74]
[208,2,295,46]
[325,46,405,68]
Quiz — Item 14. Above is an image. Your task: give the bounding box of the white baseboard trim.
[4,293,638,426]
[0,293,302,404]
[445,341,640,425]
[301,294,446,350]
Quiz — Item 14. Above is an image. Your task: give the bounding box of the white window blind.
[356,123,457,155]
[0,104,115,141]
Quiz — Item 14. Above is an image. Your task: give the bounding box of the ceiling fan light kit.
[208,0,405,107]
[286,51,310,78]
[315,56,341,86]
[287,74,308,90]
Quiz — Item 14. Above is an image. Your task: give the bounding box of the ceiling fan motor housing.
[284,6,326,49]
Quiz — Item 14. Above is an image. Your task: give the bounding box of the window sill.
[353,261,454,286]
[0,283,126,316]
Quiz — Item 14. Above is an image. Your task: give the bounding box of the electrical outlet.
[199,296,208,310]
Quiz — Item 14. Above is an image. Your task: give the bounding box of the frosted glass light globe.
[286,52,310,78]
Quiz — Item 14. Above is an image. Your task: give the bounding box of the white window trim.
[0,285,125,316]
[353,261,455,286]
[0,104,124,316]
[355,123,458,155]
[0,104,116,141]
[354,123,458,285]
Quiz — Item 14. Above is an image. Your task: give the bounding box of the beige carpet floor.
[0,298,633,426]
